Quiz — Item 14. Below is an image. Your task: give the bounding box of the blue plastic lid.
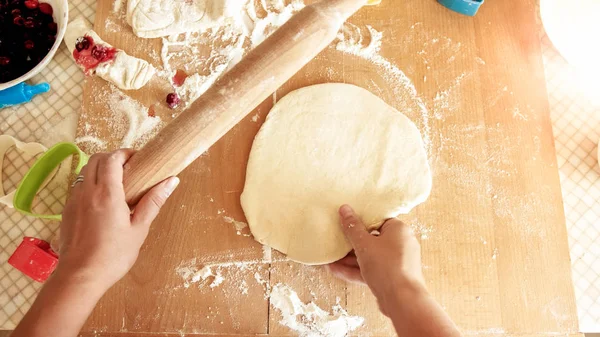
[438,0,484,16]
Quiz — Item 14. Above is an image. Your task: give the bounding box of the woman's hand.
[56,149,179,292]
[329,205,462,337]
[328,204,426,315]
[12,150,179,337]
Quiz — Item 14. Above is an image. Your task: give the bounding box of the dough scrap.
[241,83,432,265]
[64,17,155,90]
[0,135,47,208]
[126,0,246,38]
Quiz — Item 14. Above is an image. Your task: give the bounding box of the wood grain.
[76,0,582,335]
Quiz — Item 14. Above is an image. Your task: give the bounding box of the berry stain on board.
[0,0,57,83]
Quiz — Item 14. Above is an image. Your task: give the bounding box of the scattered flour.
[82,85,164,152]
[174,253,286,291]
[248,0,305,47]
[411,220,433,240]
[191,266,213,284]
[75,135,106,151]
[176,263,225,289]
[112,0,124,13]
[254,271,271,296]
[210,273,225,288]
[432,72,470,118]
[335,23,382,58]
[161,28,246,107]
[239,280,249,295]
[512,107,528,121]
[262,245,272,263]
[270,284,364,337]
[106,92,163,148]
[335,24,431,154]
[462,327,506,335]
[158,0,308,108]
[223,216,249,236]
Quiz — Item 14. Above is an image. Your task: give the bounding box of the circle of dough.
[241,83,432,265]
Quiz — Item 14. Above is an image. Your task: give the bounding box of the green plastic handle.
[13,142,89,220]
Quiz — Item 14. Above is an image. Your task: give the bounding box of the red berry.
[75,36,91,52]
[24,40,34,49]
[24,18,35,28]
[166,93,180,108]
[24,0,39,9]
[47,22,57,33]
[87,44,117,63]
[39,3,53,15]
[0,57,10,66]
[11,9,21,16]
[13,16,24,26]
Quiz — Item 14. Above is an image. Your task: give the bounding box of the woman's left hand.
[56,149,180,291]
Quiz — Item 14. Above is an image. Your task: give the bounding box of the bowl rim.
[0,0,70,91]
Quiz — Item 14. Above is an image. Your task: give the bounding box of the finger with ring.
[71,175,85,188]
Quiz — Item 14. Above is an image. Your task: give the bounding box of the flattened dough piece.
[0,135,47,207]
[241,83,432,265]
[64,17,155,90]
[126,0,245,38]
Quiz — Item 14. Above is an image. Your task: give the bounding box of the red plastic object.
[8,237,59,283]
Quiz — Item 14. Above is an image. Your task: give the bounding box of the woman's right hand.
[328,204,427,316]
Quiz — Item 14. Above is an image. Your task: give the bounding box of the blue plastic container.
[438,0,484,16]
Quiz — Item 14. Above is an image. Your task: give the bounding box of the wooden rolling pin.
[123,0,380,204]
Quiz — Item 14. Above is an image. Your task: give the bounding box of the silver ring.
[71,175,84,188]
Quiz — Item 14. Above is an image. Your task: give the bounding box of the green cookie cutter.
[13,142,89,220]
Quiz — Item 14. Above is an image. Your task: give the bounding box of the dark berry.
[11,9,21,16]
[24,18,35,28]
[24,0,38,9]
[0,57,10,66]
[38,2,52,15]
[166,93,180,108]
[47,22,57,33]
[13,16,24,25]
[75,36,91,52]
[24,40,34,49]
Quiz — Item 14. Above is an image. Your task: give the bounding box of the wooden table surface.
[73,0,583,336]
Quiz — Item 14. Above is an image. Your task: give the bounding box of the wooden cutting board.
[75,0,583,336]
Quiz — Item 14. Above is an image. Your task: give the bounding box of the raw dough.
[64,17,155,90]
[241,83,432,265]
[0,135,47,208]
[126,0,246,38]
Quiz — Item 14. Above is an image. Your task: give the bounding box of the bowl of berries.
[0,0,68,90]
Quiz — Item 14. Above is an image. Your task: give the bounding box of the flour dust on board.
[102,0,432,164]
[76,84,164,152]
[174,255,365,337]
